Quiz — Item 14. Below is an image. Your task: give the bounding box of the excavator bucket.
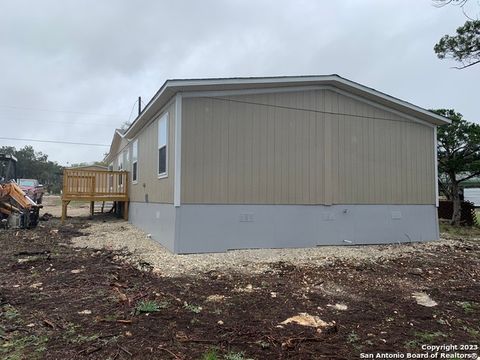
[0,183,41,228]
[0,154,41,229]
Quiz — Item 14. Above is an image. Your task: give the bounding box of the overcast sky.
[0,0,477,165]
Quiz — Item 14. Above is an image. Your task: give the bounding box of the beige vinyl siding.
[181,89,435,205]
[330,94,435,204]
[126,102,175,203]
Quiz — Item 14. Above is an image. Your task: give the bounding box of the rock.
[327,303,348,311]
[29,282,42,289]
[70,269,82,274]
[206,294,225,303]
[409,268,423,276]
[412,292,438,307]
[78,310,92,315]
[234,284,255,293]
[217,320,224,325]
[280,313,336,333]
[270,292,277,298]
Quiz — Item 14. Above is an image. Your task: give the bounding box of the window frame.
[157,112,169,178]
[132,139,138,184]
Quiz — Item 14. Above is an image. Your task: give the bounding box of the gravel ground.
[70,217,457,277]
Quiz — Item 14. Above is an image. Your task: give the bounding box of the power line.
[0,137,109,147]
[0,117,119,127]
[127,99,139,124]
[0,105,122,117]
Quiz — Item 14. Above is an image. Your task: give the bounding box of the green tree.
[433,0,480,68]
[434,20,480,69]
[0,145,64,193]
[433,109,480,225]
[69,161,108,168]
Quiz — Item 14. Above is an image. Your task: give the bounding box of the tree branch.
[433,0,469,8]
[452,58,480,69]
[458,172,480,182]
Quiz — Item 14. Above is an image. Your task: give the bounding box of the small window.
[117,155,123,186]
[123,149,129,184]
[158,113,168,177]
[124,148,130,168]
[117,155,123,171]
[132,139,138,183]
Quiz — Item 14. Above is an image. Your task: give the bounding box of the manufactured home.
[104,75,449,254]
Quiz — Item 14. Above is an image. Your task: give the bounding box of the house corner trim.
[434,125,439,207]
[174,93,182,207]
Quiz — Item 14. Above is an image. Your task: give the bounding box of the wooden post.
[123,171,129,220]
[62,169,67,202]
[61,200,67,223]
[91,174,96,197]
[123,201,129,220]
[90,201,94,217]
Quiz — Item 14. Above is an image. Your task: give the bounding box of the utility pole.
[138,96,142,116]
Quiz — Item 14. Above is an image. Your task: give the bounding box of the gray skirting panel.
[129,202,439,254]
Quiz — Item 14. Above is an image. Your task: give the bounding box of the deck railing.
[61,169,129,221]
[62,169,129,201]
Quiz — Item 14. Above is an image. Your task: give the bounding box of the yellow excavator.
[0,154,41,229]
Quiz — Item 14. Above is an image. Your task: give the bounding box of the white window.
[123,148,129,169]
[117,155,123,186]
[158,112,168,177]
[132,139,138,183]
[117,155,123,171]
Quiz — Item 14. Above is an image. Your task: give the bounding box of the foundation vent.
[391,211,402,220]
[239,213,254,222]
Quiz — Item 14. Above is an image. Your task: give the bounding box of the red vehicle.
[18,179,44,204]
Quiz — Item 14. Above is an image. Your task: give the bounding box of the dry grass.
[439,220,480,238]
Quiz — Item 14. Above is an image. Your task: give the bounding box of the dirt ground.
[0,199,479,359]
[41,195,101,218]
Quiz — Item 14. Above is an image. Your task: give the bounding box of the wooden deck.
[61,169,129,222]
